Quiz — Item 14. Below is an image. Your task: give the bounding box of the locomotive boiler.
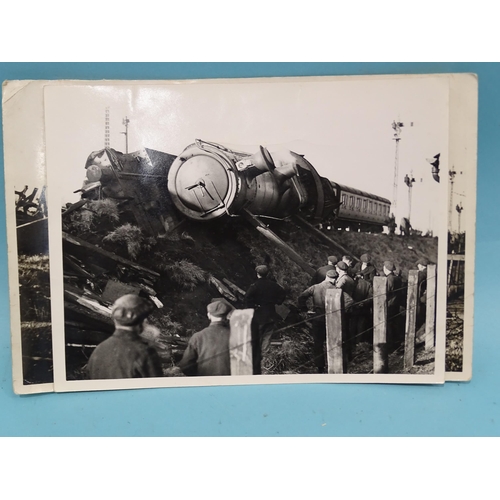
[167,139,340,223]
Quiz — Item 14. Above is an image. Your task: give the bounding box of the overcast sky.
[39,76,453,232]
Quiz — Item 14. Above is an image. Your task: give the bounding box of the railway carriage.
[331,183,391,232]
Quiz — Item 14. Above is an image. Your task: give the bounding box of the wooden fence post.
[425,264,437,350]
[373,276,388,374]
[404,270,419,370]
[229,309,254,376]
[325,288,345,374]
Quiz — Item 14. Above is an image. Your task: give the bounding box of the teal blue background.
[0,62,497,436]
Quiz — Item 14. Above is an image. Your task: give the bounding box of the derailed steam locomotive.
[81,139,390,233]
[167,140,391,232]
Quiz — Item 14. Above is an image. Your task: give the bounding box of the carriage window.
[369,201,373,213]
[349,195,354,209]
[363,199,368,212]
[356,197,361,211]
[342,194,347,206]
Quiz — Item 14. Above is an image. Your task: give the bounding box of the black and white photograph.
[3,81,54,394]
[40,75,458,391]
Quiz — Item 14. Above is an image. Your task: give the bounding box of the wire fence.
[168,273,436,376]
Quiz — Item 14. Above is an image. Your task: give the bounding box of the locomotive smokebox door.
[168,144,239,220]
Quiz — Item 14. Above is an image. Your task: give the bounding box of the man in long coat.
[87,294,163,379]
[245,265,286,374]
[178,300,233,377]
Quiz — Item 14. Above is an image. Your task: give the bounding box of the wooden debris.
[222,278,246,299]
[62,199,88,217]
[209,276,237,302]
[64,288,112,317]
[63,231,160,278]
[64,301,114,329]
[63,255,95,279]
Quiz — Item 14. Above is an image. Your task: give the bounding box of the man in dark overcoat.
[352,253,378,284]
[87,294,163,379]
[244,265,286,374]
[311,255,338,285]
[351,275,374,344]
[178,300,233,377]
[416,257,429,329]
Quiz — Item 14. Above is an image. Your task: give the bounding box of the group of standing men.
[86,254,431,380]
[298,254,430,372]
[298,254,378,372]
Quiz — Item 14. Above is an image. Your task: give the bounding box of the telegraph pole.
[391,120,413,221]
[404,172,416,221]
[121,116,130,153]
[391,121,403,216]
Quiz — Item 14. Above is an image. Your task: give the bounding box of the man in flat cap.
[311,255,338,285]
[352,253,378,284]
[87,294,163,379]
[383,261,404,348]
[178,299,233,377]
[341,255,355,278]
[298,269,338,373]
[245,265,286,374]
